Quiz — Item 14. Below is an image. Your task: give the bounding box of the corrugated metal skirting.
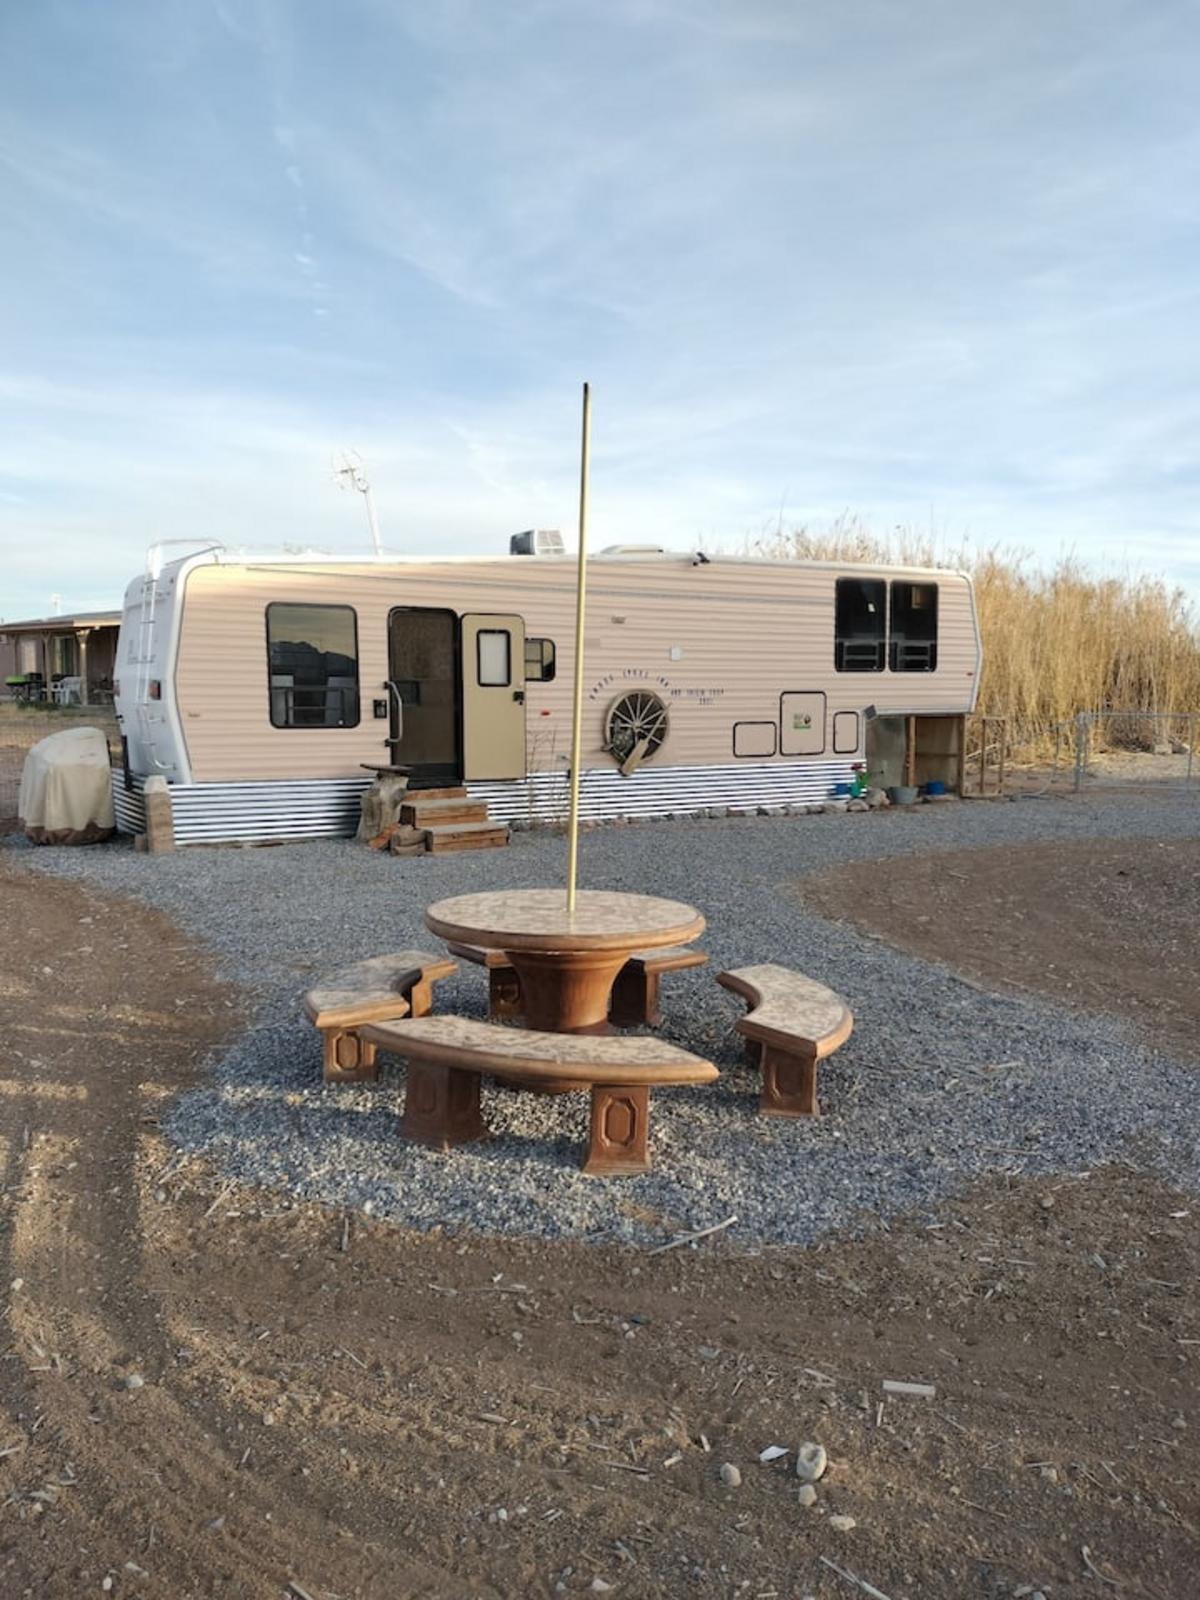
[112,759,857,844]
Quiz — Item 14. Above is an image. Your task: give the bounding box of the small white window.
[477,629,511,686]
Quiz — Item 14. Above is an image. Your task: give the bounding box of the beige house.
[0,610,121,704]
[113,540,981,843]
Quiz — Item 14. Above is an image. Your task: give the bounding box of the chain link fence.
[1051,710,1198,792]
[0,705,121,821]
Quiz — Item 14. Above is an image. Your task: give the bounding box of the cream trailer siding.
[167,555,979,784]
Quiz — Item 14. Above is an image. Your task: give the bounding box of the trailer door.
[461,614,526,780]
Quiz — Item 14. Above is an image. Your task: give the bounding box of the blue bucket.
[831,781,854,797]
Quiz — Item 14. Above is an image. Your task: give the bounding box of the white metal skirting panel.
[472,759,857,822]
[113,760,857,844]
[112,779,147,835]
[113,774,371,843]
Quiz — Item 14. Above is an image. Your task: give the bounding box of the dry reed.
[742,515,1200,753]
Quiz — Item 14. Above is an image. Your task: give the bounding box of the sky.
[2,0,1199,619]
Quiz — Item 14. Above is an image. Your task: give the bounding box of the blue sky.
[2,0,1198,618]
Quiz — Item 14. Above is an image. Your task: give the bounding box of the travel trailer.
[112,538,982,844]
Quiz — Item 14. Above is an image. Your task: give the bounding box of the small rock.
[795,1442,827,1482]
[847,798,869,812]
[759,1445,788,1463]
[1039,1465,1059,1483]
[719,1463,742,1488]
[10,1279,23,1293]
[102,1579,113,1593]
[590,1581,614,1594]
[797,1483,818,1508]
[207,1515,226,1532]
[124,1373,145,1391]
[828,1514,856,1532]
[698,1345,720,1360]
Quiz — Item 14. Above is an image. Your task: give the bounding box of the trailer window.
[525,637,556,682]
[835,578,885,671]
[266,603,360,728]
[889,582,938,671]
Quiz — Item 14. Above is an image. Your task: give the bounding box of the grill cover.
[18,726,116,845]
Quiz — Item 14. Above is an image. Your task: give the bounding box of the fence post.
[1073,712,1089,793]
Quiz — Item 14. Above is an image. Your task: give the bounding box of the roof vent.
[510,529,565,557]
[596,544,668,558]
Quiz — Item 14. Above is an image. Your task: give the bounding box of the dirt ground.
[1,856,1197,1599]
[798,836,1200,1060]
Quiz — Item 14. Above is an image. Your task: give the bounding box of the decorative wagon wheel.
[604,689,670,775]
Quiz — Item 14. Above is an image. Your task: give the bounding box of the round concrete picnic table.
[424,889,706,1035]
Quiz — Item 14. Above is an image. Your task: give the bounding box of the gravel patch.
[8,792,1200,1246]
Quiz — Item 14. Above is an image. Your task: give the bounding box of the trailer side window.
[835,578,885,671]
[266,603,360,729]
[889,582,938,671]
[525,637,556,682]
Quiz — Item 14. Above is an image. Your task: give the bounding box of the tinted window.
[835,578,886,671]
[889,582,938,671]
[267,603,360,728]
[525,637,556,682]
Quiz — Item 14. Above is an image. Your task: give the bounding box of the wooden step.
[402,797,490,827]
[423,822,510,854]
[404,785,468,801]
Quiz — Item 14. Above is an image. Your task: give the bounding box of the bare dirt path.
[1,858,1197,1598]
[796,836,1200,1060]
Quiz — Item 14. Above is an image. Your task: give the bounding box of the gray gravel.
[7,791,1199,1247]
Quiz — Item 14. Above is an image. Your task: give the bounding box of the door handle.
[513,690,526,705]
[383,680,404,741]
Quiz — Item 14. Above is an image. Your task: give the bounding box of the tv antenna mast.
[332,448,383,557]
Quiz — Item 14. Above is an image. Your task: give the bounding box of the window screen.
[835,578,885,671]
[476,629,512,686]
[889,582,938,671]
[266,603,360,728]
[525,637,556,682]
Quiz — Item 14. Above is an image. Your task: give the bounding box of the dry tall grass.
[744,516,1200,752]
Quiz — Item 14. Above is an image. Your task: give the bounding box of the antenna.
[332,448,383,557]
[50,593,62,616]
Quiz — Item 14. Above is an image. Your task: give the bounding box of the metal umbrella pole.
[565,382,591,913]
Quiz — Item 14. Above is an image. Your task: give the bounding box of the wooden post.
[955,714,967,796]
[904,715,917,787]
[77,628,91,706]
[565,382,591,915]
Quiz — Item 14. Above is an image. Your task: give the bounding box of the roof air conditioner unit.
[510,529,565,557]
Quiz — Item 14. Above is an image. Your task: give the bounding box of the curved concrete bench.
[446,940,708,1028]
[443,940,523,1019]
[361,1014,718,1175]
[716,964,853,1117]
[608,945,709,1028]
[304,951,457,1083]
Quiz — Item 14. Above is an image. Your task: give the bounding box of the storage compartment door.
[779,691,826,755]
[461,614,526,780]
